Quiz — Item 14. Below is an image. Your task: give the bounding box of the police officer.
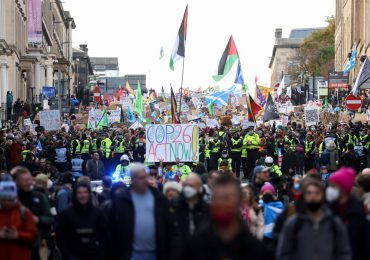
[21,143,32,162]
[265,156,282,187]
[133,132,146,162]
[172,159,192,182]
[113,154,131,185]
[71,155,84,178]
[218,149,232,171]
[80,134,91,160]
[113,134,126,165]
[230,132,242,177]
[70,135,81,158]
[208,133,221,171]
[101,133,113,174]
[243,126,260,179]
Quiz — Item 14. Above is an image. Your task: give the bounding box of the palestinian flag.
[169,5,188,71]
[213,35,239,82]
[247,94,263,122]
[170,87,179,123]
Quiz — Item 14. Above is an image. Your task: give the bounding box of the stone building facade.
[0,0,75,108]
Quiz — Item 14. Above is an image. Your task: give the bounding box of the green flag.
[98,108,109,129]
[207,99,214,116]
[242,83,249,94]
[135,81,143,115]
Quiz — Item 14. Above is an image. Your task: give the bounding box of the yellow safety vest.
[81,140,90,154]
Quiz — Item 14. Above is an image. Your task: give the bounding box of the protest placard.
[206,118,219,128]
[108,108,121,124]
[39,110,61,131]
[304,106,320,126]
[121,97,133,110]
[23,118,32,126]
[241,120,256,129]
[145,124,199,162]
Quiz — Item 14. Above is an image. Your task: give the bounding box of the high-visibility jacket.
[218,158,233,171]
[71,140,81,155]
[305,141,315,155]
[360,135,370,149]
[205,138,212,159]
[21,150,31,161]
[270,164,282,177]
[284,138,296,151]
[230,138,242,153]
[91,139,98,152]
[210,139,221,153]
[55,148,67,162]
[81,140,90,154]
[172,164,192,181]
[115,140,126,153]
[101,138,112,158]
[243,134,260,150]
[71,158,83,174]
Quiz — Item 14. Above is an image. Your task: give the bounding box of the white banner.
[39,110,61,131]
[146,124,199,162]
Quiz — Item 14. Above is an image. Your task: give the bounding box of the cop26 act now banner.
[146,124,199,162]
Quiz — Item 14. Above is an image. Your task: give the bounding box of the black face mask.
[305,201,322,212]
[262,193,274,203]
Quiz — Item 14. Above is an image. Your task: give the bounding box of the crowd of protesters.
[1,116,370,260]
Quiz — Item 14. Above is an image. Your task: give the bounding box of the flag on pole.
[255,75,259,85]
[207,99,214,116]
[247,94,263,122]
[277,76,284,97]
[159,47,164,60]
[344,44,357,75]
[169,5,188,71]
[135,81,143,115]
[352,57,370,96]
[263,93,279,121]
[234,62,248,93]
[256,85,266,107]
[117,87,123,101]
[98,108,109,129]
[170,87,179,123]
[104,92,110,106]
[127,106,136,123]
[205,85,239,106]
[126,81,135,96]
[213,35,239,82]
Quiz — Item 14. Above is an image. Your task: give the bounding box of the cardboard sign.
[241,120,256,129]
[121,97,133,110]
[107,108,121,124]
[206,119,219,128]
[146,124,199,162]
[39,110,61,131]
[304,107,320,126]
[24,118,32,126]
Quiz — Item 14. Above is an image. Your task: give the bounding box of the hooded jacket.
[0,201,37,260]
[56,183,106,260]
[276,208,352,260]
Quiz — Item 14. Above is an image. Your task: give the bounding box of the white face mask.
[183,186,197,199]
[326,186,340,203]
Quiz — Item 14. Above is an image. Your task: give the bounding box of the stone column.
[0,0,5,39]
[0,55,8,104]
[34,59,41,95]
[45,59,54,87]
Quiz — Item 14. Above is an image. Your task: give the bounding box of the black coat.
[169,195,210,259]
[184,222,268,260]
[56,186,106,260]
[107,187,171,260]
[331,196,367,260]
[281,150,297,176]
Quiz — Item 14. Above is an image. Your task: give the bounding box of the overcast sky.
[63,0,334,92]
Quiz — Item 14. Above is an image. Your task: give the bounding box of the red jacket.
[10,143,22,167]
[0,201,37,260]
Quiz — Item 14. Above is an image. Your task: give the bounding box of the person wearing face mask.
[327,167,367,260]
[259,182,284,255]
[169,173,209,259]
[276,177,352,260]
[183,174,268,260]
[230,132,243,177]
[217,150,232,172]
[243,126,260,179]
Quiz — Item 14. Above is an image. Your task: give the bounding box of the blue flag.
[126,106,136,123]
[259,200,284,239]
[37,141,42,152]
[205,85,241,107]
[344,45,357,75]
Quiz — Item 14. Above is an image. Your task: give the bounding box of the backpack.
[320,150,330,166]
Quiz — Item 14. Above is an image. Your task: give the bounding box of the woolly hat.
[329,167,356,194]
[163,181,182,195]
[260,182,276,195]
[0,175,17,200]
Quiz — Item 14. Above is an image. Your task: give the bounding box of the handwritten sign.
[39,110,61,131]
[121,97,133,110]
[146,124,199,162]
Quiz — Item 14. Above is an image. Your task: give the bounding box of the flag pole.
[178,57,185,123]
